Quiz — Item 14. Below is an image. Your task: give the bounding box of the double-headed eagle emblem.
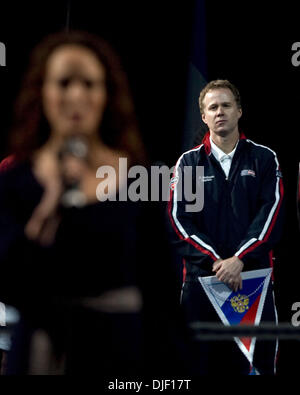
[230,294,249,313]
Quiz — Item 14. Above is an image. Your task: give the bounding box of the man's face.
[201,88,242,137]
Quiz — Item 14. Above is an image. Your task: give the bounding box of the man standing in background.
[168,79,284,375]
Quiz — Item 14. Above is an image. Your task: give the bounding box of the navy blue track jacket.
[168,132,284,280]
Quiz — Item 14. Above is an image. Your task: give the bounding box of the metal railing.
[190,322,300,341]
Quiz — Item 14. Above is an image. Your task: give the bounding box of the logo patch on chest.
[241,169,256,177]
[199,175,215,182]
[169,176,179,190]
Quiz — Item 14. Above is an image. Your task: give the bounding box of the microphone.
[58,136,89,208]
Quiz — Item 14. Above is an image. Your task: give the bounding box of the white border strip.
[171,145,220,259]
[234,140,281,256]
[198,268,272,366]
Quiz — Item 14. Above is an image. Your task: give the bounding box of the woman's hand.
[25,151,63,246]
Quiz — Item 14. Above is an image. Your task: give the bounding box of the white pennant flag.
[198,268,272,369]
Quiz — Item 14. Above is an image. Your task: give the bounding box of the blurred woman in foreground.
[0,30,189,377]
[0,30,147,375]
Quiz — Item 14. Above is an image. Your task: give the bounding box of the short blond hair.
[199,79,241,114]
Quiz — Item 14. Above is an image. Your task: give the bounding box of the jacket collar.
[202,131,246,155]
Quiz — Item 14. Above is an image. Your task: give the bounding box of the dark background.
[0,0,195,165]
[1,0,299,376]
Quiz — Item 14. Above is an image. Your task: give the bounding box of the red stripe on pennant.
[239,294,261,351]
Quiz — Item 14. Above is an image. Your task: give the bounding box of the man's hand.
[212,256,244,291]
